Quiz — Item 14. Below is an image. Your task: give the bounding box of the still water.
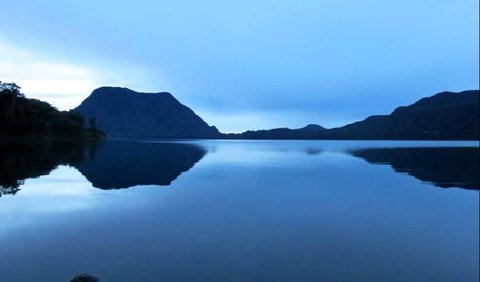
[0,140,478,282]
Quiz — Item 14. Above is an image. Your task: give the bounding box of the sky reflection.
[0,140,478,281]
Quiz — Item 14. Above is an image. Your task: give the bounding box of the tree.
[0,81,23,97]
[1,81,104,139]
[89,117,97,130]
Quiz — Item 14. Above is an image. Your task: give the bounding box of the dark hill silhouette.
[351,147,480,190]
[73,87,478,140]
[73,141,206,189]
[297,124,326,131]
[230,127,312,139]
[230,90,479,140]
[74,87,220,139]
[329,90,479,140]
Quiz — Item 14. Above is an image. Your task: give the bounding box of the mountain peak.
[74,87,220,139]
[297,124,326,131]
[91,86,174,98]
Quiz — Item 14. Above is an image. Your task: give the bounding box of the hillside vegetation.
[0,81,104,141]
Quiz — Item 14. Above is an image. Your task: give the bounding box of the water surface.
[0,140,478,282]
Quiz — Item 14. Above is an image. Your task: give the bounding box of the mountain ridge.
[231,90,479,140]
[74,87,479,140]
[326,90,479,140]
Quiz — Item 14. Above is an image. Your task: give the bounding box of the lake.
[0,140,478,282]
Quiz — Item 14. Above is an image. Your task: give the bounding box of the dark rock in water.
[74,87,220,139]
[69,274,99,282]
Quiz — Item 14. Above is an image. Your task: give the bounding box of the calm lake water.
[0,140,478,282]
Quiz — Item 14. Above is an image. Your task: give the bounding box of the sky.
[0,0,478,133]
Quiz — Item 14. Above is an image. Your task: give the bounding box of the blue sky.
[0,0,478,132]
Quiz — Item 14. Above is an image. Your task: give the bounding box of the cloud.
[0,42,99,109]
[0,40,163,110]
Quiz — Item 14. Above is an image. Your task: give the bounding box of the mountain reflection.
[0,141,206,194]
[2,142,478,195]
[73,141,206,189]
[351,147,480,190]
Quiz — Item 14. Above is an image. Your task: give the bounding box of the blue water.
[0,140,478,282]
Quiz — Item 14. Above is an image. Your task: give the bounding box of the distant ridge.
[74,88,479,140]
[297,124,326,131]
[74,87,220,139]
[230,90,479,140]
[328,90,479,140]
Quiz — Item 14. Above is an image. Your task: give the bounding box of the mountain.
[328,90,479,140]
[223,124,327,139]
[74,87,478,140]
[233,90,479,140]
[74,87,220,139]
[229,127,311,139]
[297,124,326,131]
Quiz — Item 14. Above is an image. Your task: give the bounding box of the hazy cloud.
[0,0,478,130]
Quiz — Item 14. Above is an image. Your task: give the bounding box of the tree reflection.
[0,141,89,196]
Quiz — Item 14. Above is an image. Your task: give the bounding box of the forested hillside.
[0,81,104,141]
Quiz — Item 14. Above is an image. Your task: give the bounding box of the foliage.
[0,81,104,140]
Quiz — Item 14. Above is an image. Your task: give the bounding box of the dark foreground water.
[0,140,478,282]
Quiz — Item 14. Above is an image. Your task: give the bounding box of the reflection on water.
[0,142,86,196]
[351,147,480,190]
[0,141,206,194]
[0,140,478,282]
[0,141,478,194]
[74,141,206,189]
